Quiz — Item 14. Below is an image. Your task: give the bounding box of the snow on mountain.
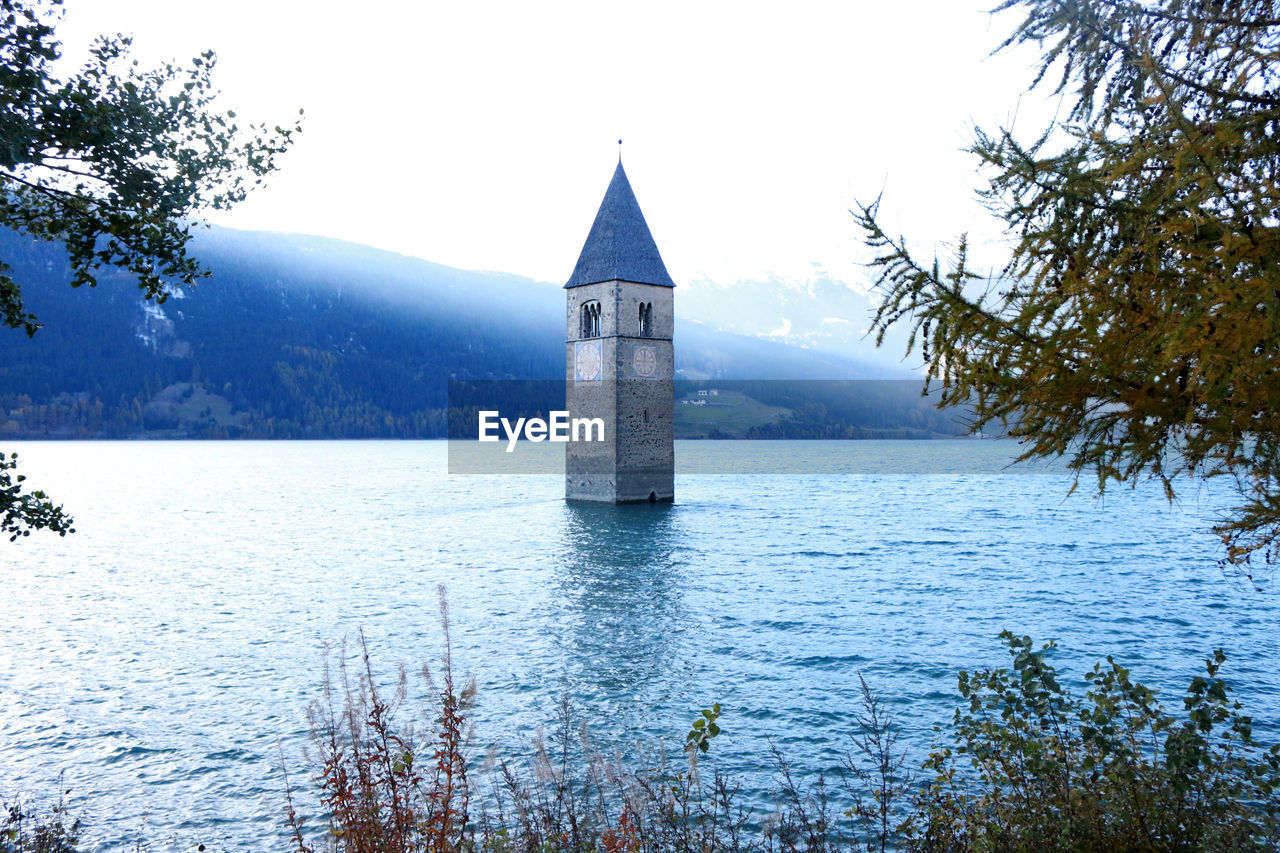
[677,267,918,375]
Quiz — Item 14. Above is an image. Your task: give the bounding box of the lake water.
[2,440,1277,851]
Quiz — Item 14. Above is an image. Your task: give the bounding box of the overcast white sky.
[57,1,1063,288]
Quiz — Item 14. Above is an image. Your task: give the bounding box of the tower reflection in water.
[550,501,694,721]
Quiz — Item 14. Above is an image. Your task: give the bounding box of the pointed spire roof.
[566,162,675,288]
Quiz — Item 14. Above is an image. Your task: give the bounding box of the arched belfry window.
[639,302,653,337]
[581,300,601,338]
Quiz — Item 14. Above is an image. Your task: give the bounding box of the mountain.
[678,267,918,369]
[0,226,918,439]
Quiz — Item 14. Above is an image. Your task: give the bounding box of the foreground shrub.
[285,606,1279,853]
[910,631,1280,852]
[1,795,81,853]
[284,587,759,853]
[285,587,473,853]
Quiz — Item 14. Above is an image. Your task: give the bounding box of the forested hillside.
[0,227,916,439]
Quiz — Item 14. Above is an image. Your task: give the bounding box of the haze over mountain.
[0,226,920,439]
[678,268,917,367]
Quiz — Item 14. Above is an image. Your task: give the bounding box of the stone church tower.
[565,161,675,503]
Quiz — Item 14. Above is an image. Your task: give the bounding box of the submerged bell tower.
[565,159,675,503]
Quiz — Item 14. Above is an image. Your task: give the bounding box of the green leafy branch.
[0,451,72,541]
[0,0,302,336]
[686,703,723,755]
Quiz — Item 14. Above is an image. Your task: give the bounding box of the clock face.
[575,340,602,382]
[633,345,656,377]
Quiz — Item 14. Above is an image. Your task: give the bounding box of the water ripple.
[1,440,1276,852]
